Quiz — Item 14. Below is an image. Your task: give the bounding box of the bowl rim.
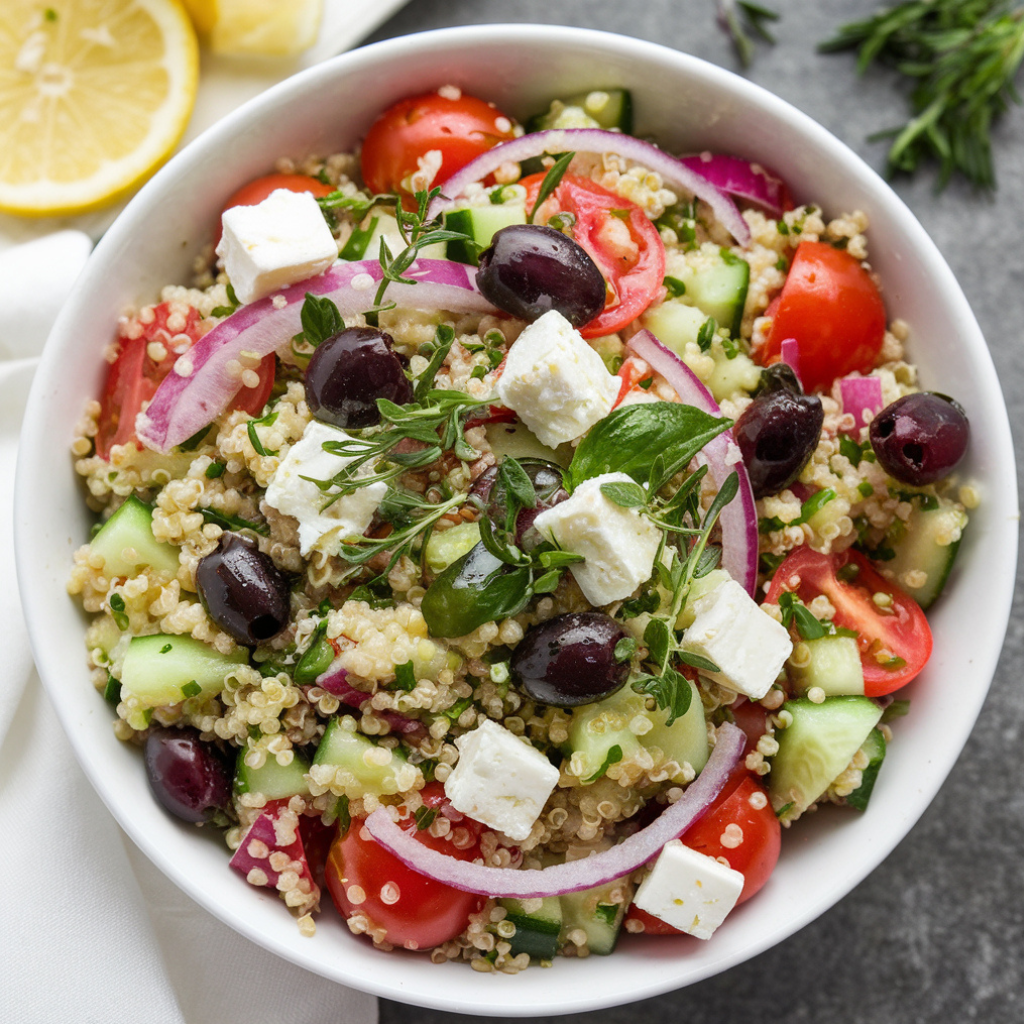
[14,22,1019,1015]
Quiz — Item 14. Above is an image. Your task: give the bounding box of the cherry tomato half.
[765,546,932,696]
[624,766,780,935]
[361,91,517,208]
[760,240,886,393]
[324,784,486,951]
[522,173,665,338]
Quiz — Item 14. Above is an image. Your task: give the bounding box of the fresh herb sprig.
[718,0,780,67]
[373,187,479,310]
[603,468,739,725]
[821,0,1024,190]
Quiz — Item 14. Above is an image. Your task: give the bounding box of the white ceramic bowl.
[15,24,1018,1016]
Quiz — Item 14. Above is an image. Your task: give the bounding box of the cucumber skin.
[120,633,248,707]
[501,896,562,960]
[90,495,179,577]
[769,696,883,819]
[846,728,886,812]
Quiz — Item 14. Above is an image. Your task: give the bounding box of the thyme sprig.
[373,187,479,310]
[821,0,1024,190]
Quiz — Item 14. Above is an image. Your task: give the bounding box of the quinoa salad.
[67,86,974,971]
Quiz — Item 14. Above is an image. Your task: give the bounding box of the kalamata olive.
[469,458,568,547]
[305,327,412,428]
[196,532,291,645]
[476,224,606,327]
[869,392,970,486]
[511,612,630,707]
[144,727,231,823]
[734,388,824,498]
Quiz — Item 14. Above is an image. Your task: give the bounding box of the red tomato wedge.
[361,91,516,209]
[625,766,780,935]
[324,784,486,951]
[760,240,886,393]
[765,546,932,696]
[521,173,665,338]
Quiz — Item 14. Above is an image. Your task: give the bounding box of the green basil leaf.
[299,293,344,348]
[568,403,731,493]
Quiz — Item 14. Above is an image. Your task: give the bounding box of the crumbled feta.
[681,578,793,700]
[263,420,385,556]
[633,840,744,940]
[495,310,620,448]
[216,189,338,305]
[532,472,661,606]
[444,719,559,842]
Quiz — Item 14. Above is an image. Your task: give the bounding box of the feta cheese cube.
[444,719,559,841]
[495,310,620,448]
[681,578,792,700]
[532,472,660,606]
[263,420,385,555]
[633,840,744,940]
[216,188,338,305]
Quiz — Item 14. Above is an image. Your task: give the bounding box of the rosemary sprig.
[821,0,1024,190]
[718,0,780,68]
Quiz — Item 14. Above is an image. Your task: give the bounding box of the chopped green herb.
[719,0,780,67]
[103,674,121,705]
[205,461,226,479]
[177,424,212,452]
[414,806,438,830]
[614,637,637,663]
[583,744,623,783]
[528,151,575,223]
[109,593,129,630]
[663,276,687,297]
[197,507,269,536]
[181,680,202,699]
[697,316,717,353]
[393,660,417,692]
[295,293,344,349]
[159,643,172,654]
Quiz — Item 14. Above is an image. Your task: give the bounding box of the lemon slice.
[183,0,322,57]
[0,0,199,217]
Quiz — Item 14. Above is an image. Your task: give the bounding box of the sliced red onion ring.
[137,259,495,453]
[627,329,758,596]
[426,129,750,246]
[839,375,884,432]
[316,665,426,739]
[680,153,790,219]
[364,722,744,898]
[779,337,802,387]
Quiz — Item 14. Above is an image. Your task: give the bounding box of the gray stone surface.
[365,2,1024,1020]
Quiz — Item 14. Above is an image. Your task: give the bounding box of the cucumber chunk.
[500,896,563,960]
[445,203,527,265]
[484,420,572,467]
[846,727,886,812]
[567,691,642,783]
[120,633,248,708]
[640,300,708,356]
[787,635,865,697]
[559,878,629,955]
[683,249,750,338]
[313,715,418,798]
[234,747,311,800]
[769,696,883,820]
[424,521,482,573]
[643,676,709,773]
[529,89,633,132]
[874,496,967,609]
[90,495,179,578]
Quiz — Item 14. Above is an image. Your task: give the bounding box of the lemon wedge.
[182,0,322,57]
[0,0,199,217]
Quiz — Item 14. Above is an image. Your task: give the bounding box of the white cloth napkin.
[0,253,378,1022]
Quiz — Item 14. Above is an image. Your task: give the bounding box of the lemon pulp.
[0,0,199,217]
